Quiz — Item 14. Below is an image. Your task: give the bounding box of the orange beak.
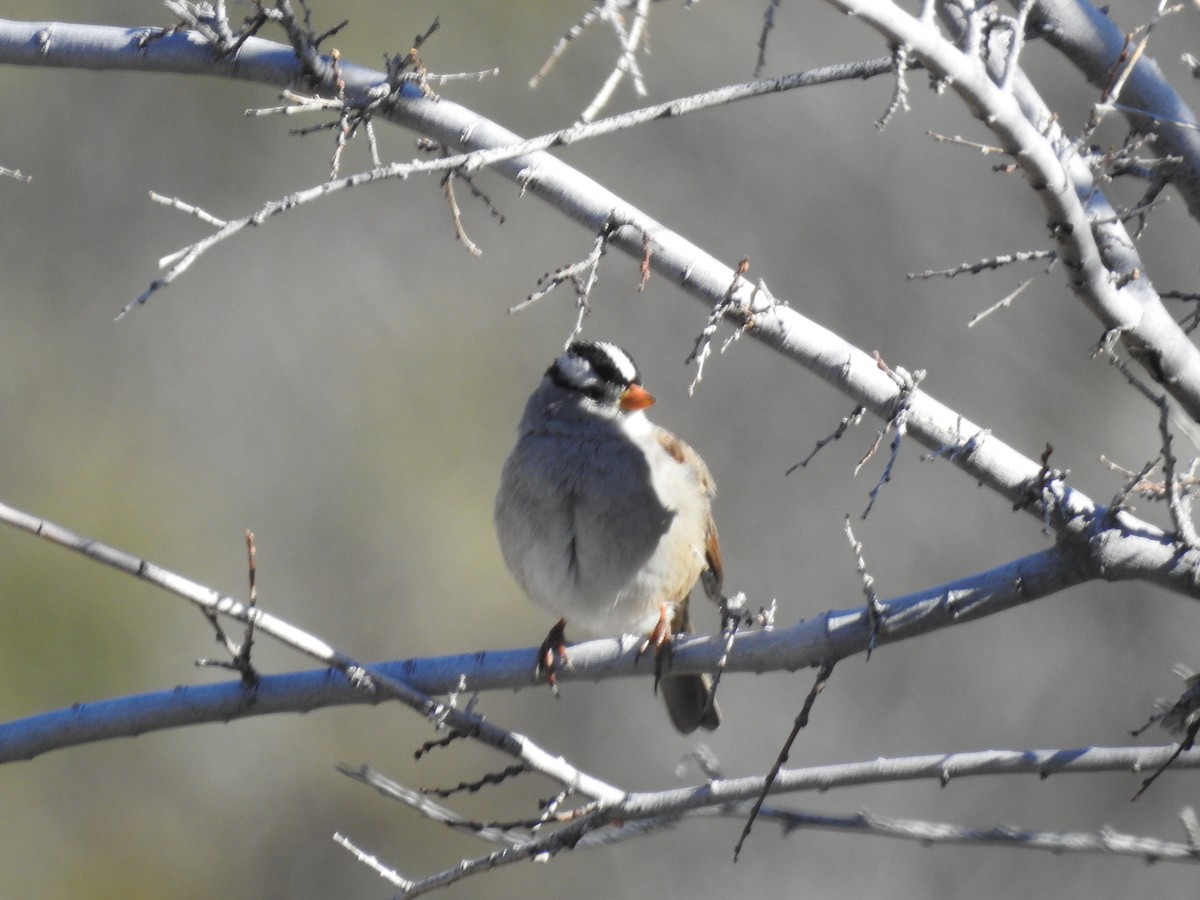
[619,384,655,411]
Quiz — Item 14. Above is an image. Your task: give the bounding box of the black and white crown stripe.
[548,341,643,398]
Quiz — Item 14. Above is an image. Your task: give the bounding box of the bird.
[494,340,722,733]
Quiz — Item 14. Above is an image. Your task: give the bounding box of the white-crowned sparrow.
[495,340,722,733]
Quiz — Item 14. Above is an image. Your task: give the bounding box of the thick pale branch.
[0,505,1167,764]
[0,499,624,802]
[823,0,1200,419]
[1028,0,1200,222]
[0,18,301,83]
[2,17,1196,579]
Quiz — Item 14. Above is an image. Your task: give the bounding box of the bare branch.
[734,660,835,861]
[0,497,625,802]
[827,0,1200,420]
[858,353,924,518]
[1027,0,1200,229]
[578,0,652,123]
[999,0,1035,93]
[876,42,911,129]
[195,529,260,687]
[967,276,1036,328]
[531,0,652,119]
[686,259,760,395]
[907,249,1056,280]
[843,517,884,654]
[755,0,784,77]
[358,745,1200,894]
[749,805,1200,862]
[0,164,31,181]
[148,191,228,227]
[101,49,896,315]
[786,404,867,473]
[5,476,1183,780]
[1106,353,1200,549]
[332,833,413,891]
[511,220,618,342]
[1075,0,1180,147]
[5,5,1200,895]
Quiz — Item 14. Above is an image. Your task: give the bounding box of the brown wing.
[656,430,722,602]
[701,520,723,602]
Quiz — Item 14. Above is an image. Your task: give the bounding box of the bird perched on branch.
[495,340,722,733]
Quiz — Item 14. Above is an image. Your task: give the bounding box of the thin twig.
[530,3,604,89]
[926,130,1005,153]
[371,744,1200,896]
[786,405,867,473]
[734,660,836,862]
[844,517,884,655]
[999,0,1034,92]
[1076,0,1183,147]
[876,42,911,129]
[859,353,925,518]
[148,191,228,227]
[686,259,758,394]
[121,54,897,316]
[756,0,785,77]
[443,172,482,256]
[1133,719,1200,800]
[967,276,1036,328]
[579,0,652,123]
[907,249,1055,279]
[511,221,617,342]
[333,833,413,891]
[195,530,260,687]
[1106,353,1200,548]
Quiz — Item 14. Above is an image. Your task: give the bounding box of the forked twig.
[195,529,260,687]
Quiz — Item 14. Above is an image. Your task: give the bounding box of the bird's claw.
[536,619,570,696]
[635,605,674,695]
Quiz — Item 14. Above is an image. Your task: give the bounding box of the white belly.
[495,422,708,637]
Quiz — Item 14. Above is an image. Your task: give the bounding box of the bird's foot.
[536,618,570,695]
[635,604,674,695]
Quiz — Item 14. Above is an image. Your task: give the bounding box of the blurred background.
[1,1,1198,897]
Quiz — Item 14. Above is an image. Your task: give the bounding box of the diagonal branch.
[6,17,1197,568]
[823,0,1200,420]
[0,498,624,802]
[1027,0,1200,223]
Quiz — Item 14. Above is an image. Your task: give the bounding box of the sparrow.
[494,340,722,732]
